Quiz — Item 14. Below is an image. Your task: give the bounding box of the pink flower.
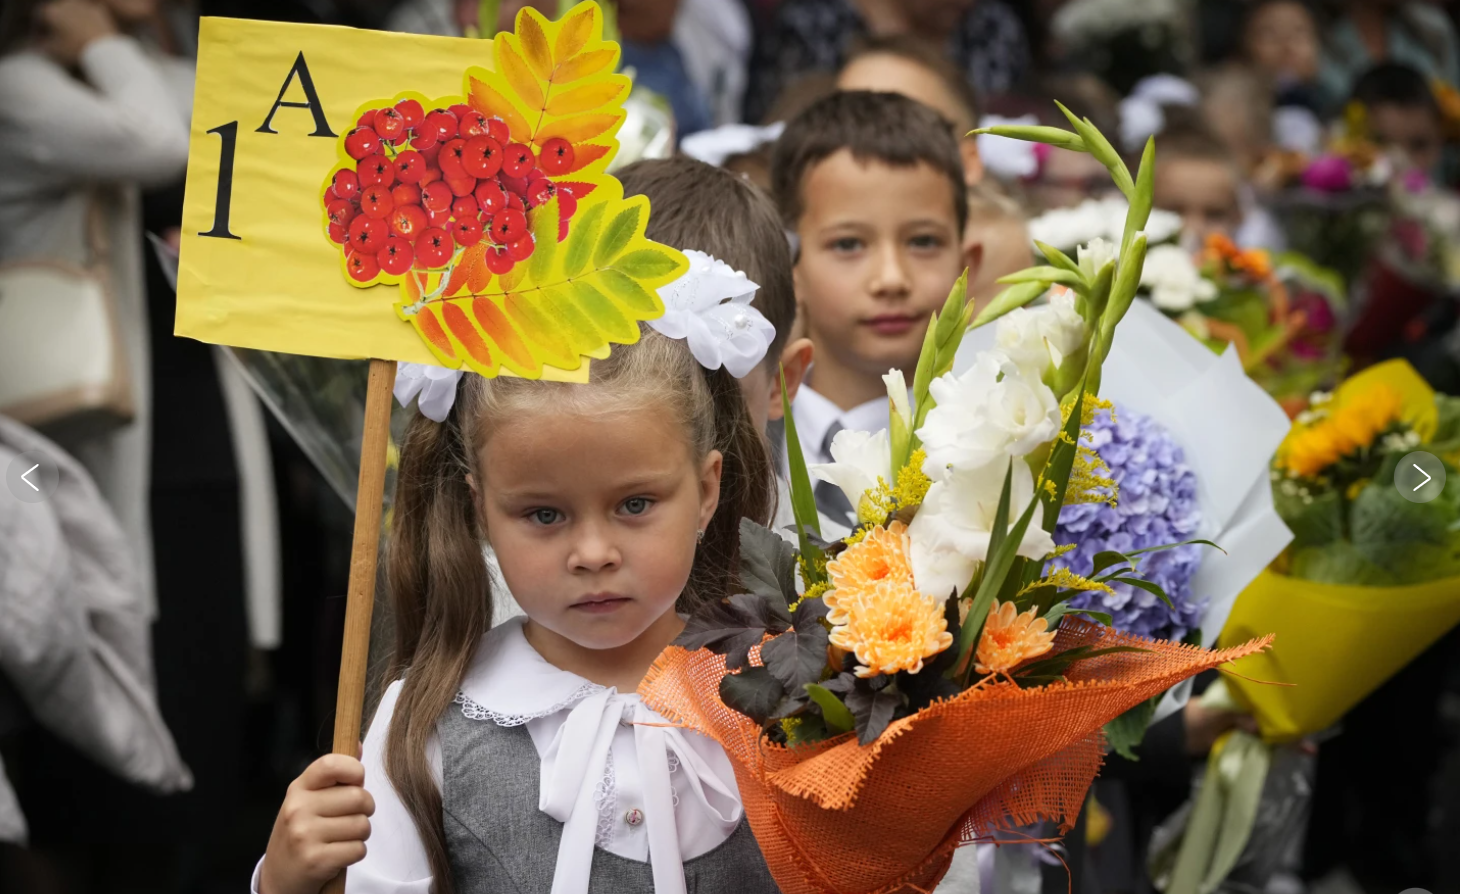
[1302,155,1353,193]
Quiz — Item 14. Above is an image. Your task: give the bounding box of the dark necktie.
[812,421,857,530]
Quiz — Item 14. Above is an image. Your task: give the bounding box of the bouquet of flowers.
[1143,236,1345,416]
[640,112,1270,894]
[1219,359,1460,741]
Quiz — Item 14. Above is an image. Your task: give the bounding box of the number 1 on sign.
[200,121,242,240]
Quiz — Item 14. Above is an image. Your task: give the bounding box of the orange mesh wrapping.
[641,620,1273,894]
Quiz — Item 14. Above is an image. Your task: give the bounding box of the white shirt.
[252,618,743,894]
[790,385,891,468]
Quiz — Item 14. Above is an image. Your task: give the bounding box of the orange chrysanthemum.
[974,601,1058,676]
[824,521,952,678]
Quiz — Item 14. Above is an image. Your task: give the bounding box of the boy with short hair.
[1352,62,1446,178]
[1152,122,1247,250]
[771,90,975,527]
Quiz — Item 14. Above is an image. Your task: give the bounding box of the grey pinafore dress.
[437,701,783,893]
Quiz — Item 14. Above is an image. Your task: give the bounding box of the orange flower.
[825,522,952,678]
[1280,384,1403,477]
[975,601,1057,676]
[1283,425,1345,477]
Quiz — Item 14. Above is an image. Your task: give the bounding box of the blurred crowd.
[1,1,1460,893]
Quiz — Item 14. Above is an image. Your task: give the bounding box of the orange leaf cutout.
[545,80,627,117]
[517,12,554,81]
[469,254,493,294]
[561,142,611,174]
[446,244,486,296]
[442,301,495,368]
[468,77,531,144]
[554,47,616,84]
[535,113,619,146]
[472,297,537,373]
[415,306,459,362]
[554,5,595,62]
[495,37,545,112]
[404,270,422,303]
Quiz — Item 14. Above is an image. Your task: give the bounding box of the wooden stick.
[323,358,396,894]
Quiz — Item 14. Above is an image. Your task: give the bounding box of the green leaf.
[613,248,680,280]
[1054,101,1134,197]
[1091,549,1134,576]
[528,199,558,285]
[969,280,1045,330]
[996,266,1087,289]
[1033,240,1081,275]
[1128,538,1226,557]
[739,518,799,609]
[719,666,785,725]
[1040,377,1090,532]
[779,369,826,573]
[804,683,855,734]
[1104,695,1161,761]
[596,268,660,315]
[561,200,606,277]
[967,123,1087,154]
[1120,136,1156,258]
[956,463,1042,676]
[593,204,640,267]
[1107,576,1174,609]
[909,314,941,436]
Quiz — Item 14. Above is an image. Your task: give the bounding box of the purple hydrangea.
[1052,404,1207,641]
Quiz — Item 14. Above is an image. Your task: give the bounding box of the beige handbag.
[0,198,134,438]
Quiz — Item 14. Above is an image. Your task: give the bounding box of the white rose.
[907,458,1058,599]
[918,353,1061,479]
[808,428,891,516]
[1141,244,1217,312]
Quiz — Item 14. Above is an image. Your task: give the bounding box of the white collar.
[458,616,606,724]
[457,617,741,894]
[792,384,893,465]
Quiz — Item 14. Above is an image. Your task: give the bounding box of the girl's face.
[474,402,722,654]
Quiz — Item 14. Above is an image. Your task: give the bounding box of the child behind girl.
[255,328,784,887]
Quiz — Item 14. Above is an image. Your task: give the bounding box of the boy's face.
[1245,2,1319,83]
[794,151,964,385]
[1370,103,1444,175]
[1154,157,1242,248]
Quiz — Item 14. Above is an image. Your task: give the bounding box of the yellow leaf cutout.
[545,81,627,117]
[535,113,618,146]
[518,12,554,81]
[554,5,595,61]
[554,48,617,84]
[467,77,531,144]
[495,37,545,112]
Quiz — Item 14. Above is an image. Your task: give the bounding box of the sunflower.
[824,522,953,678]
[975,601,1058,676]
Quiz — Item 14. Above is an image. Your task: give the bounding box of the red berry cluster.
[324,97,582,283]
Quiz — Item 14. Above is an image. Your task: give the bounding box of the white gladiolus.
[1141,244,1218,311]
[808,429,891,521]
[907,458,1057,599]
[917,353,1061,480]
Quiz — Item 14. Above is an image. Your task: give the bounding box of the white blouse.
[252,617,744,894]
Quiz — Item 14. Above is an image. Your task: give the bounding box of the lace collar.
[456,617,605,727]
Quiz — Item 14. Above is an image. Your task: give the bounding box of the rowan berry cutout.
[348,215,387,253]
[392,184,422,207]
[484,245,514,275]
[506,234,535,262]
[378,237,414,275]
[415,227,455,268]
[421,181,454,212]
[439,139,468,180]
[485,117,511,144]
[359,154,395,189]
[374,107,406,140]
[359,184,395,220]
[394,98,424,131]
[475,181,509,216]
[462,136,503,179]
[332,169,360,201]
[391,205,428,239]
[347,250,380,282]
[502,143,535,178]
[489,208,527,244]
[452,216,484,247]
[395,150,426,184]
[539,137,575,175]
[344,127,381,160]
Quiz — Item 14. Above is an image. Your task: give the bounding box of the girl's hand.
[36,0,118,67]
[260,753,375,894]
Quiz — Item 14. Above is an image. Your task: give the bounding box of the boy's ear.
[962,239,985,298]
[960,137,985,186]
[767,337,815,421]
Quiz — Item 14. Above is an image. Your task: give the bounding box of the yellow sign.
[177,2,685,381]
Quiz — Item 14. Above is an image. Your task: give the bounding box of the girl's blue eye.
[622,497,651,516]
[531,508,562,526]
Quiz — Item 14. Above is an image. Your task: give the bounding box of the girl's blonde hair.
[381,327,774,891]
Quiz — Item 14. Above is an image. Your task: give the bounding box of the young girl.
[254,324,781,894]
